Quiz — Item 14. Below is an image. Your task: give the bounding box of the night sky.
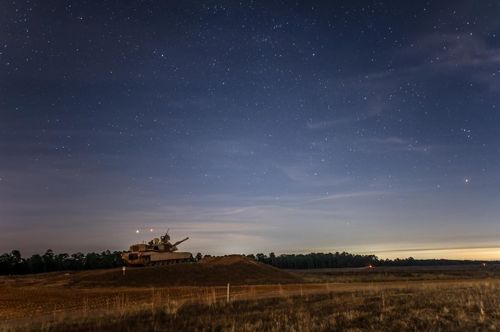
[2,1,500,259]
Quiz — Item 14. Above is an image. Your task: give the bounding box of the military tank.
[121,231,193,266]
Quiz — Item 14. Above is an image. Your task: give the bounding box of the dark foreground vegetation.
[13,281,500,332]
[1,249,498,275]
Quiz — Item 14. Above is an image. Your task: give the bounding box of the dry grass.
[2,279,500,331]
[1,265,500,331]
[292,264,500,283]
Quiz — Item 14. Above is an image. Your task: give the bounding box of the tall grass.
[2,280,499,331]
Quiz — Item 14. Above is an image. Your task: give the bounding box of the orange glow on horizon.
[374,247,500,261]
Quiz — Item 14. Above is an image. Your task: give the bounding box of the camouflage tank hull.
[121,251,193,267]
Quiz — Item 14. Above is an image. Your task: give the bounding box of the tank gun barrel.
[172,237,189,247]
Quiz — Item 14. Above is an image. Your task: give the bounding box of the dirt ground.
[1,260,500,331]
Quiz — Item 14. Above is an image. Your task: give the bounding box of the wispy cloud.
[306,118,353,130]
[306,191,386,203]
[307,32,500,134]
[364,136,433,154]
[306,102,385,130]
[276,163,350,187]
[390,32,500,92]
[408,33,500,68]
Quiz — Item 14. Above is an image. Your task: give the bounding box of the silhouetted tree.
[256,253,266,262]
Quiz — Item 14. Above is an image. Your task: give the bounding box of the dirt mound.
[70,256,302,287]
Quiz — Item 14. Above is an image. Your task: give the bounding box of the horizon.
[4,241,500,262]
[2,0,500,260]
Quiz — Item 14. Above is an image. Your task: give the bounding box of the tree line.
[0,249,122,275]
[250,252,493,269]
[1,249,495,275]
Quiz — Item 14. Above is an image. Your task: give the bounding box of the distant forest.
[0,250,123,275]
[251,252,494,269]
[0,249,495,275]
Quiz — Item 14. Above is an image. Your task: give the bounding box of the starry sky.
[1,0,500,259]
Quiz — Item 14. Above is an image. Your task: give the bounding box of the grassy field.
[1,262,499,331]
[291,264,500,283]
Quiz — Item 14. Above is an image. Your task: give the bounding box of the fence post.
[226,283,230,304]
